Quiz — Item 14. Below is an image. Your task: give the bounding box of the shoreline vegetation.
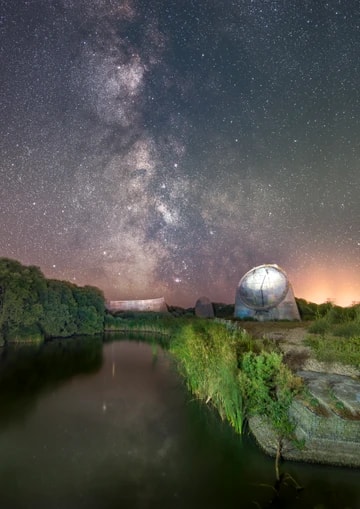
[1,257,360,471]
[103,312,360,471]
[104,314,304,437]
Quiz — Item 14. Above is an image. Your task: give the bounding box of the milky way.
[1,0,359,306]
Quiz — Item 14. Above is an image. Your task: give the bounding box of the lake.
[0,336,359,508]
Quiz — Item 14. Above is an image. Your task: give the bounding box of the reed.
[169,320,250,434]
[105,314,303,441]
[104,313,173,335]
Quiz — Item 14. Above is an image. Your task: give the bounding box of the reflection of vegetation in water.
[107,316,305,505]
[0,336,103,428]
[111,316,303,446]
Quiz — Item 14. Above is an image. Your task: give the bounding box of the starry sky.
[1,0,359,307]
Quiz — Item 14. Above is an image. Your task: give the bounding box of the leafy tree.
[72,285,105,334]
[0,259,45,339]
[39,280,77,337]
[0,258,105,341]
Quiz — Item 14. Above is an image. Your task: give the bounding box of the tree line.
[0,258,105,343]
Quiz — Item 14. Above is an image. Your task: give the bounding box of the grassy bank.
[169,320,249,434]
[5,325,44,345]
[305,304,360,368]
[171,320,302,441]
[108,314,303,443]
[104,312,173,335]
[304,335,360,367]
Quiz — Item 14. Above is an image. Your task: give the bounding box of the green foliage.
[323,304,355,324]
[308,317,331,335]
[0,259,46,338]
[104,314,303,442]
[0,258,105,342]
[169,320,248,434]
[295,298,319,321]
[332,321,360,339]
[5,324,43,344]
[39,280,77,337]
[73,285,105,334]
[304,335,360,367]
[306,302,360,367]
[296,298,360,324]
[104,311,173,334]
[238,351,302,438]
[308,302,360,338]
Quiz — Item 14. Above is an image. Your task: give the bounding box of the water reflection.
[0,338,359,509]
[0,336,102,428]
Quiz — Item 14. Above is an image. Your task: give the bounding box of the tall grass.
[304,335,360,367]
[170,320,248,434]
[308,304,360,337]
[306,303,360,367]
[104,312,173,335]
[105,313,303,441]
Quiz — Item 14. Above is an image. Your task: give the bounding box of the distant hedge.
[0,258,105,343]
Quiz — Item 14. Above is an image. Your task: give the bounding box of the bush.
[238,351,303,438]
[169,319,302,440]
[332,321,360,339]
[0,257,105,341]
[6,324,44,344]
[308,318,331,335]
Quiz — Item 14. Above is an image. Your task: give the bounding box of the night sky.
[1,0,359,307]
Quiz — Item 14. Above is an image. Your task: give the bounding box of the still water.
[0,336,359,509]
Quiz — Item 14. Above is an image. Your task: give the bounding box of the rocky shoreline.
[248,370,360,468]
[242,324,360,468]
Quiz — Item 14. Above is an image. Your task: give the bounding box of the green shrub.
[295,298,318,320]
[105,315,304,442]
[0,258,105,341]
[169,320,301,440]
[238,351,302,438]
[308,318,331,335]
[332,321,360,339]
[5,324,44,344]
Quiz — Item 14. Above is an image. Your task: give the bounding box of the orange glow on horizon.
[291,264,360,307]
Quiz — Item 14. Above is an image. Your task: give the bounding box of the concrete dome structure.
[235,264,300,321]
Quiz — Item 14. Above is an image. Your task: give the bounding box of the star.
[0,0,358,307]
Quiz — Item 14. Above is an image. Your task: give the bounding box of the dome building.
[234,264,300,321]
